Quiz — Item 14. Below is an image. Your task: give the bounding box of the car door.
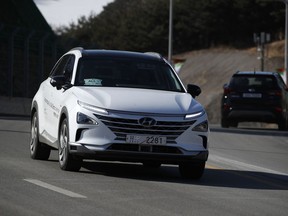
[44,54,75,141]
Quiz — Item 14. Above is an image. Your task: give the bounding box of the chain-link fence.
[0,24,58,98]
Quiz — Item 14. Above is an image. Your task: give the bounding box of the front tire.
[179,162,205,179]
[58,118,82,171]
[30,111,51,160]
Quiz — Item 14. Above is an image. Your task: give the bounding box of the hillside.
[178,40,285,124]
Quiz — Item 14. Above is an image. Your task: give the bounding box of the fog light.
[192,121,208,132]
[77,112,98,125]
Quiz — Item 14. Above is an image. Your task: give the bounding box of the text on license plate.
[243,93,262,98]
[126,135,167,145]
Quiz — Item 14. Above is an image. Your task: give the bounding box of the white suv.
[30,48,209,179]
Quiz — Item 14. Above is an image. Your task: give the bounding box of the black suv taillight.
[223,104,231,111]
[275,107,283,113]
[224,87,232,94]
[268,90,282,97]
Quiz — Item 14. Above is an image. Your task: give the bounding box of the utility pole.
[276,0,288,83]
[254,32,270,71]
[168,0,173,64]
[284,0,288,84]
[259,0,288,83]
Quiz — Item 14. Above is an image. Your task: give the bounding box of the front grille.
[107,144,182,154]
[95,114,196,144]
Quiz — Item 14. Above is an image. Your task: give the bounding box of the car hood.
[73,87,203,114]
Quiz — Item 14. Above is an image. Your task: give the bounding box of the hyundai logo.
[138,117,157,127]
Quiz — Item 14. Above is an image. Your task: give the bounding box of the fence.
[0,24,58,98]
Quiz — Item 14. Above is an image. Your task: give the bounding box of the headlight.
[192,121,209,132]
[78,101,109,115]
[185,110,204,119]
[77,112,98,125]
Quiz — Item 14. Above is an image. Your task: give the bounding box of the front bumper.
[69,142,208,164]
[69,107,209,164]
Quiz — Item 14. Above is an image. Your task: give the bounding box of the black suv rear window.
[230,75,278,91]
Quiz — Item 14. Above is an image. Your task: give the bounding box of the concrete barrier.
[0,96,32,117]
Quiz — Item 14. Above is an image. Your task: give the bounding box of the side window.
[64,55,75,83]
[50,55,75,83]
[276,74,287,89]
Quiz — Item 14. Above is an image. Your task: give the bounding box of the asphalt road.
[1,117,288,216]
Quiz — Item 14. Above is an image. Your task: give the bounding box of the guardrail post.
[9,27,20,98]
[38,33,50,83]
[24,30,35,97]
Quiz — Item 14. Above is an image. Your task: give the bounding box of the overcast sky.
[33,0,114,27]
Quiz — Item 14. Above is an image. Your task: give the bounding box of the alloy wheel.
[59,122,68,166]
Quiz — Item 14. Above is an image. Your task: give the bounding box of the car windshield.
[230,75,278,91]
[74,58,184,92]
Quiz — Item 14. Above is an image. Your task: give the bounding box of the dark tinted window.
[75,58,184,92]
[230,75,278,91]
[50,54,75,83]
[275,74,287,89]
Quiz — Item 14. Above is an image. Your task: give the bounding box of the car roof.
[234,71,279,76]
[68,48,163,62]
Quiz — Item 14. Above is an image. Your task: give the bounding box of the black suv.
[221,71,288,130]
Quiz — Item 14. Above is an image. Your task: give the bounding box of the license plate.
[243,93,262,98]
[126,135,167,145]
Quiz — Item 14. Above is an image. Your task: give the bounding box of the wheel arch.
[31,101,38,122]
[58,106,70,139]
[59,107,69,129]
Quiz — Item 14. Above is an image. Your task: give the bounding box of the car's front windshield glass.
[74,58,184,92]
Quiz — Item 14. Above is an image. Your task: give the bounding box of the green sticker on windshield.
[84,79,102,86]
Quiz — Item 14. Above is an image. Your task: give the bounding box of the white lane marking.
[24,179,87,198]
[209,155,288,176]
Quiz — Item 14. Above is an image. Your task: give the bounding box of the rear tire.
[179,162,205,179]
[278,117,288,131]
[30,111,51,160]
[229,121,238,128]
[58,118,82,171]
[221,118,229,128]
